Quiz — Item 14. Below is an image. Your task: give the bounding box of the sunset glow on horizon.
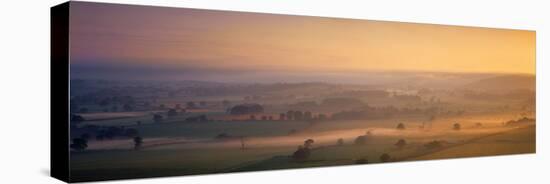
[70,2,536,75]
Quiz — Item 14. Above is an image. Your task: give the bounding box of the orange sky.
[70,2,536,75]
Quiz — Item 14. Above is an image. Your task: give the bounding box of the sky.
[69,2,536,81]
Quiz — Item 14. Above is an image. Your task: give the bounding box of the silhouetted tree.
[186,101,197,109]
[279,113,286,120]
[240,136,246,150]
[366,130,373,136]
[453,123,461,130]
[133,136,143,150]
[153,114,163,123]
[304,139,314,148]
[70,114,85,124]
[167,108,178,117]
[354,135,368,145]
[337,138,345,146]
[230,104,264,115]
[70,138,88,151]
[292,146,310,160]
[396,123,406,130]
[286,110,294,120]
[292,139,315,161]
[380,153,391,162]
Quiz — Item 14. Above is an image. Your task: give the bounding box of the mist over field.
[66,2,535,182]
[68,71,535,181]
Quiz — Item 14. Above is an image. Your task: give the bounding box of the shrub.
[355,158,369,164]
[354,135,368,145]
[292,146,311,160]
[337,138,345,146]
[153,114,163,123]
[380,153,391,162]
[134,136,143,150]
[304,139,314,148]
[475,122,483,128]
[396,123,405,130]
[70,138,88,151]
[453,123,461,130]
[292,139,315,161]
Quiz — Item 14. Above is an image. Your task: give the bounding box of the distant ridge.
[463,74,535,91]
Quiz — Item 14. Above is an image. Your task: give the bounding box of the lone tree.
[286,110,295,120]
[279,113,286,121]
[396,123,406,130]
[453,123,461,130]
[70,114,85,125]
[167,108,178,117]
[380,153,391,162]
[292,139,315,161]
[366,130,373,136]
[354,135,368,145]
[133,136,143,150]
[337,138,345,146]
[240,136,246,150]
[475,122,483,128]
[70,138,88,151]
[229,104,264,115]
[292,146,310,160]
[304,139,315,148]
[395,139,407,149]
[186,101,197,109]
[153,114,163,123]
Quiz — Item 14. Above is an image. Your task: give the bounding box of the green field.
[409,125,535,160]
[70,114,535,182]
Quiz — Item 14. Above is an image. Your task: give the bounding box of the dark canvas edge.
[51,1,71,183]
